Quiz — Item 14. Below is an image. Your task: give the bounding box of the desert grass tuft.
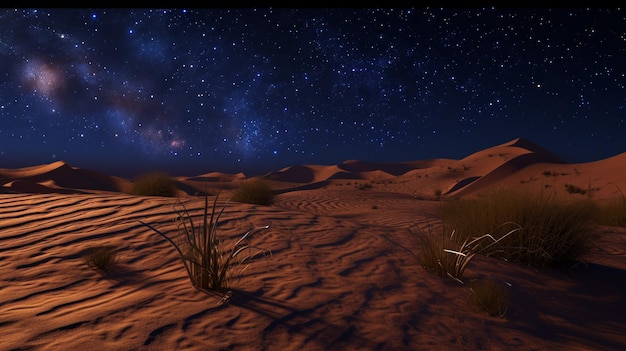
[231,178,274,206]
[468,278,510,317]
[140,192,270,293]
[440,188,597,268]
[417,222,520,284]
[84,245,118,271]
[130,172,177,197]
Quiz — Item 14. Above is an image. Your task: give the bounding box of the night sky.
[1,8,624,178]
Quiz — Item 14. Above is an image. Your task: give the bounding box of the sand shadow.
[228,288,386,350]
[505,262,626,350]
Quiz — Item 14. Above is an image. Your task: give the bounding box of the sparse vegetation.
[468,278,510,317]
[231,178,274,205]
[84,245,118,271]
[130,172,177,197]
[358,183,373,190]
[439,188,597,268]
[140,193,271,293]
[564,183,587,195]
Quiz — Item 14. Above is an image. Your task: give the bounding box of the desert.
[1,137,625,351]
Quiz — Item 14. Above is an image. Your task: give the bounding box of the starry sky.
[1,8,624,178]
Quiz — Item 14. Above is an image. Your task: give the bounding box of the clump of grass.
[564,183,587,195]
[417,223,520,284]
[231,178,274,205]
[468,278,510,317]
[84,245,118,271]
[440,188,597,268]
[140,192,271,293]
[130,172,177,197]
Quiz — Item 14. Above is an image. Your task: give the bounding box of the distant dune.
[1,138,625,350]
[3,137,624,201]
[0,160,131,194]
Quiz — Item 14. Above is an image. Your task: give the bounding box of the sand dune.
[183,172,247,183]
[0,161,131,194]
[1,138,626,350]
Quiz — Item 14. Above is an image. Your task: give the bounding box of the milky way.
[0,8,624,177]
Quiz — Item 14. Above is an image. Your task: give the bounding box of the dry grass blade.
[441,226,521,284]
[418,221,521,284]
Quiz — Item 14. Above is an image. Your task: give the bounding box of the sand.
[1,138,625,350]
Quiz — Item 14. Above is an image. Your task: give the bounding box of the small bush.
[130,172,177,197]
[231,178,274,205]
[468,278,509,317]
[84,245,118,271]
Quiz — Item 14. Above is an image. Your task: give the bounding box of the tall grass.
[140,192,270,293]
[440,188,597,268]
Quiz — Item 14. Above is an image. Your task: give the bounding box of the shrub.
[231,178,274,205]
[130,172,177,197]
[84,245,118,271]
[140,193,271,293]
[440,188,597,268]
[468,278,510,317]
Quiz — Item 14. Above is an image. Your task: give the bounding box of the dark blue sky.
[0,8,624,178]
